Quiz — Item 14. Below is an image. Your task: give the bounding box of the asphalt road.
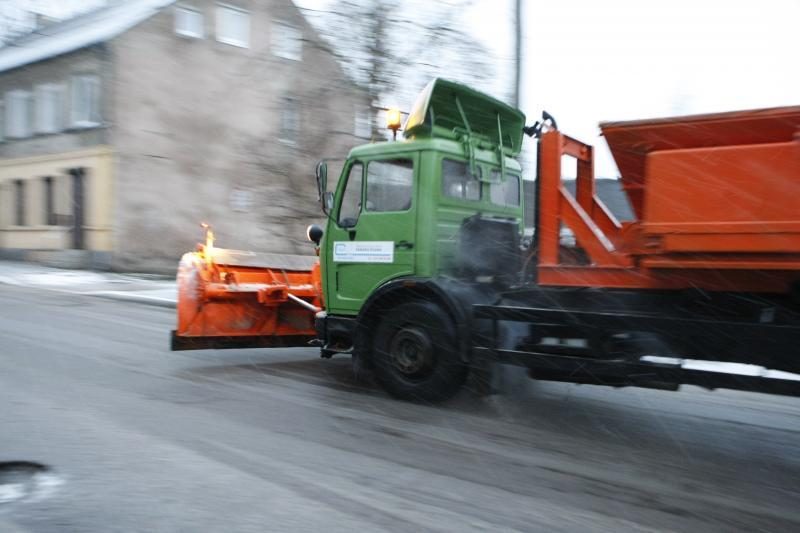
[1,283,799,532]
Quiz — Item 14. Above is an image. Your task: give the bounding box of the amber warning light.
[386,108,402,140]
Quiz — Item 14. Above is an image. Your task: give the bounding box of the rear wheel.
[371,301,467,402]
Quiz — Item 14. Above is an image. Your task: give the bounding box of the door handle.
[396,240,414,250]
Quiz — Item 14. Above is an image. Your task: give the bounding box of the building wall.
[110,0,369,271]
[0,47,115,261]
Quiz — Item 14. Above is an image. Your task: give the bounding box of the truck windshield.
[489,170,520,206]
[442,159,480,200]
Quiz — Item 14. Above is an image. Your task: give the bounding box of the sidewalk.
[0,261,177,308]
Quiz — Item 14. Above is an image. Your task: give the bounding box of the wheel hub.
[389,327,434,377]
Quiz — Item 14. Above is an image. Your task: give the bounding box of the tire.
[371,300,467,402]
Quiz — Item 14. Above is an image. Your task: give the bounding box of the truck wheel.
[372,301,467,402]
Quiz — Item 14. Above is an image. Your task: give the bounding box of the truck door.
[325,155,417,314]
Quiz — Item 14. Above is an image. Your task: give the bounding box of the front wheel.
[371,301,467,402]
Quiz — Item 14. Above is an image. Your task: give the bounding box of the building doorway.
[68,167,86,250]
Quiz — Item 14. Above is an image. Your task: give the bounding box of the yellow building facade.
[0,146,114,258]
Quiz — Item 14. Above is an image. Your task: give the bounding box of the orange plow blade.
[170,244,322,351]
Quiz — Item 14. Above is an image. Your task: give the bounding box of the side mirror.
[315,161,327,201]
[322,191,334,214]
[306,224,324,245]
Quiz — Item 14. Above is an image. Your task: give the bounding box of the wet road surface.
[1,284,799,531]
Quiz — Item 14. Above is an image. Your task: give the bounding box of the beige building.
[0,0,369,271]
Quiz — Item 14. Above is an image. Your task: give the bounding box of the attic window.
[216,4,250,48]
[175,6,204,38]
[272,21,302,61]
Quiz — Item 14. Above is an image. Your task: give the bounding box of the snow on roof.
[0,0,177,74]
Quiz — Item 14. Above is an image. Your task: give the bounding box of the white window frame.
[271,21,302,61]
[70,74,101,129]
[35,83,64,134]
[215,4,250,48]
[5,90,32,139]
[174,5,204,39]
[279,97,299,146]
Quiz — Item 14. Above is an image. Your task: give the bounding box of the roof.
[0,0,177,74]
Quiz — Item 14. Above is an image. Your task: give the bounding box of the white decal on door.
[333,241,394,263]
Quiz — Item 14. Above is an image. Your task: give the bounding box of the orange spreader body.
[173,246,322,349]
[536,106,800,293]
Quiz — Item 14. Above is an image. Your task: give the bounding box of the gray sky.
[510,0,800,176]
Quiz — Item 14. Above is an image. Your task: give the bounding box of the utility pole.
[512,0,522,108]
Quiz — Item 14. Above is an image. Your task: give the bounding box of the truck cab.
[318,79,526,317]
[304,79,531,400]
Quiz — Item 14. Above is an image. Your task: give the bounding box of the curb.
[0,280,177,309]
[90,291,177,309]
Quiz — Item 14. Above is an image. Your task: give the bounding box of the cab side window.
[338,162,363,227]
[442,159,481,200]
[365,159,414,212]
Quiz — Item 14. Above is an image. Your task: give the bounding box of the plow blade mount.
[172,247,322,351]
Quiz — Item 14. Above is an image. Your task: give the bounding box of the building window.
[70,75,101,128]
[354,108,371,139]
[175,5,204,38]
[216,4,250,48]
[6,90,32,139]
[272,21,301,60]
[279,97,299,145]
[14,179,25,226]
[35,84,64,134]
